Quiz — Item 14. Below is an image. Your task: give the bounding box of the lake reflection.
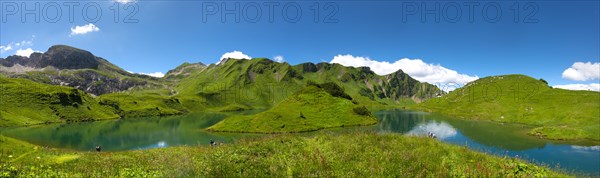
[0,112,257,151]
[371,110,600,175]
[406,121,457,139]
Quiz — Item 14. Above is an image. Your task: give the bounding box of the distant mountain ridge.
[0,45,441,102]
[2,45,114,71]
[0,45,160,95]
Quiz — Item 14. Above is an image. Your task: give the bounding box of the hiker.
[96,145,102,152]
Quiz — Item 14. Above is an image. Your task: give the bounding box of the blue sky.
[1,0,598,90]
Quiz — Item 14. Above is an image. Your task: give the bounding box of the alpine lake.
[1,110,598,175]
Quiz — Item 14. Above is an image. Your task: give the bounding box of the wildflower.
[8,155,13,158]
[36,156,41,159]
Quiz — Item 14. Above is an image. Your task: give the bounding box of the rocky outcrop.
[0,45,157,95]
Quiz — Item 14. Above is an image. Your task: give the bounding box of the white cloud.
[140,72,165,78]
[114,0,136,4]
[217,51,252,64]
[127,71,165,78]
[15,48,41,57]
[70,23,100,36]
[273,55,285,63]
[554,83,600,92]
[1,36,36,57]
[15,40,33,47]
[562,62,600,81]
[0,45,12,53]
[330,54,479,90]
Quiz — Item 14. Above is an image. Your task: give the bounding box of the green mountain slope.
[173,58,441,112]
[174,58,302,111]
[97,89,187,118]
[0,75,186,127]
[294,62,441,106]
[207,82,377,133]
[417,74,600,140]
[0,75,119,127]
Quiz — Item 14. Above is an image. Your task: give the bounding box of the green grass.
[0,75,188,127]
[97,89,187,118]
[216,103,253,112]
[0,76,119,127]
[416,74,600,141]
[207,83,377,133]
[0,132,568,177]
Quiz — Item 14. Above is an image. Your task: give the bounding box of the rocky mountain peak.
[0,45,100,70]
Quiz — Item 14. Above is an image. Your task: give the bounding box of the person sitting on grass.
[96,145,102,152]
[210,139,216,146]
[427,132,437,139]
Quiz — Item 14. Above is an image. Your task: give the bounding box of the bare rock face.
[45,70,148,95]
[1,45,99,70]
[0,45,154,95]
[300,62,318,73]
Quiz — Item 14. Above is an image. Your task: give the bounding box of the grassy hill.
[96,89,187,118]
[417,74,600,140]
[0,132,567,177]
[0,75,187,127]
[0,75,119,127]
[174,58,441,112]
[207,82,377,133]
[174,58,303,111]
